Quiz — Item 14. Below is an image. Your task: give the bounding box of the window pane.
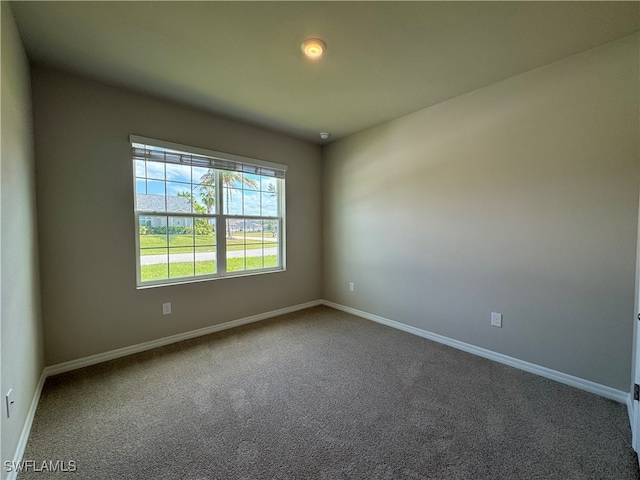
[192,166,211,183]
[141,257,168,282]
[245,220,262,244]
[246,254,264,270]
[135,179,166,212]
[245,241,264,270]
[146,161,165,180]
[264,242,279,268]
[245,221,263,270]
[169,248,194,278]
[166,164,191,183]
[135,179,146,195]
[226,218,244,241]
[227,249,246,272]
[195,219,216,246]
[169,217,193,247]
[137,194,164,212]
[243,173,260,189]
[199,169,217,211]
[222,171,260,215]
[193,184,215,215]
[135,160,146,178]
[261,192,278,217]
[223,171,242,190]
[146,180,165,195]
[261,176,277,193]
[243,190,260,216]
[224,186,243,215]
[140,216,167,248]
[195,246,216,276]
[226,219,244,272]
[139,216,168,281]
[167,182,193,213]
[264,220,278,240]
[226,218,279,272]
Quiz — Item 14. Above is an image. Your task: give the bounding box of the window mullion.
[134,212,142,286]
[215,169,227,276]
[278,178,286,270]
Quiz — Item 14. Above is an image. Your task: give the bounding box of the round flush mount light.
[301,38,326,58]
[319,132,330,140]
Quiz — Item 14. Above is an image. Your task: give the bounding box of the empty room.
[2,1,640,479]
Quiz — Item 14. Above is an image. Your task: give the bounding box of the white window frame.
[131,135,287,289]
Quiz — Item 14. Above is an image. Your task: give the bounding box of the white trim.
[132,145,287,289]
[6,371,47,480]
[129,134,287,172]
[45,300,321,376]
[322,300,628,404]
[628,393,635,441]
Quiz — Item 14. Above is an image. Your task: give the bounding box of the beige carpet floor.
[18,306,639,479]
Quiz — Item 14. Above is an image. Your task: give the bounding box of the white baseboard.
[628,394,636,447]
[5,371,46,480]
[322,300,629,404]
[46,300,323,377]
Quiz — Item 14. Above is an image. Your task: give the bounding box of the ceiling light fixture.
[301,38,326,58]
[319,132,330,140]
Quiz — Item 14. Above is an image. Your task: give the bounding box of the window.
[131,135,286,288]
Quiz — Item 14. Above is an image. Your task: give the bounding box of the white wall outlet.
[6,389,15,419]
[162,302,172,315]
[349,282,355,292]
[491,312,503,328]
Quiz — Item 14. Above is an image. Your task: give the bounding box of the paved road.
[140,246,277,265]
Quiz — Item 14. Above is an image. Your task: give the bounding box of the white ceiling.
[9,1,640,144]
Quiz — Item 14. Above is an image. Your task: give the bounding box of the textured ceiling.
[10,1,640,144]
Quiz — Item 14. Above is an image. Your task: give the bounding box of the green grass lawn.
[139,234,276,255]
[141,255,278,281]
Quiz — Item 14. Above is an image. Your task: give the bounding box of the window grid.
[224,218,280,273]
[134,153,284,288]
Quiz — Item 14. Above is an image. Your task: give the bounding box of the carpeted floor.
[18,306,639,479]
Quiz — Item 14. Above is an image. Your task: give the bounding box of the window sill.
[136,266,286,290]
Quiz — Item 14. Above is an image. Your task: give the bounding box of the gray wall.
[323,34,640,391]
[31,67,322,366]
[1,3,44,473]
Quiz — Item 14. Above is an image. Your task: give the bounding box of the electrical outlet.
[162,303,172,315]
[6,389,15,419]
[349,282,355,292]
[491,312,502,328]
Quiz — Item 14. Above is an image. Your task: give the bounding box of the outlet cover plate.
[491,312,502,328]
[6,389,14,419]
